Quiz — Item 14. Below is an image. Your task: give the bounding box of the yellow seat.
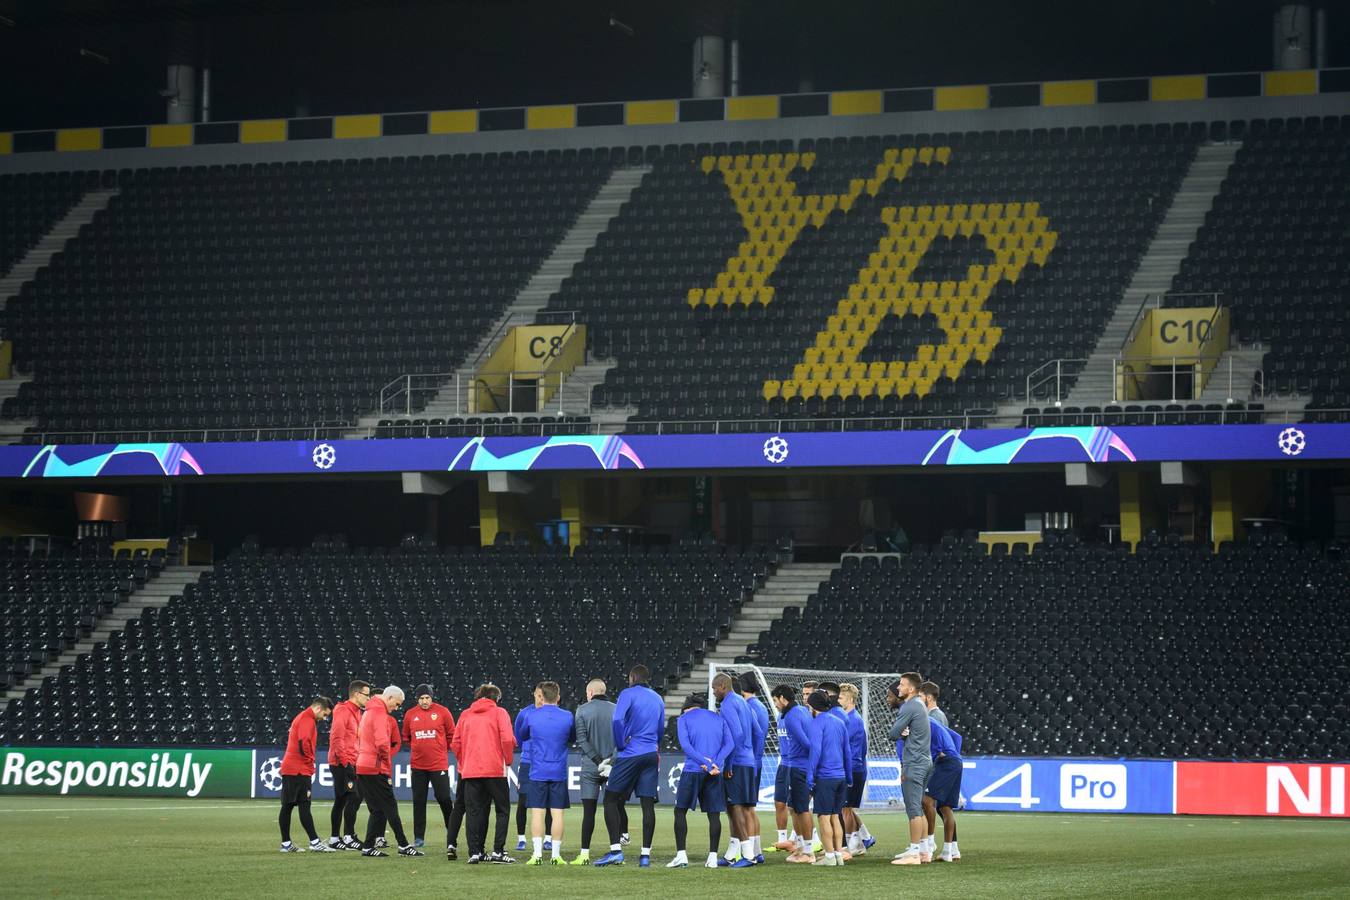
[687,288,703,309]
[762,380,781,402]
[793,364,812,383]
[857,377,877,398]
[818,379,839,400]
[874,378,895,398]
[779,380,800,400]
[798,380,820,400]
[836,379,858,399]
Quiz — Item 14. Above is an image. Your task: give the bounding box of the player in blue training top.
[738,673,770,863]
[668,693,736,869]
[838,682,876,856]
[513,695,545,851]
[594,664,665,869]
[805,690,853,867]
[711,672,757,866]
[924,715,964,862]
[517,681,575,865]
[769,684,816,862]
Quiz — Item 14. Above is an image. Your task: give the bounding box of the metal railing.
[378,310,582,417]
[15,404,1347,447]
[379,372,459,417]
[1114,353,1266,404]
[473,369,574,415]
[1024,358,1088,406]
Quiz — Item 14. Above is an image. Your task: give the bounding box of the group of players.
[275,666,963,869]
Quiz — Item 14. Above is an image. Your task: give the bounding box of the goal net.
[709,662,906,811]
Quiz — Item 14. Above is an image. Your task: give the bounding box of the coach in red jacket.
[451,683,517,863]
[278,696,333,852]
[326,680,370,849]
[356,685,423,857]
[402,683,457,852]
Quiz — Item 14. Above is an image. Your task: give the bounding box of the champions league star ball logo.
[763,435,789,464]
[258,756,284,792]
[667,764,684,792]
[1277,427,1306,457]
[312,443,337,470]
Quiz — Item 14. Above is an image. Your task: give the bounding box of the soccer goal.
[708,662,906,810]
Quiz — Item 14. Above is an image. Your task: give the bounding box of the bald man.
[570,677,620,864]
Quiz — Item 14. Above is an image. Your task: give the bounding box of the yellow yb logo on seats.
[694,149,1057,406]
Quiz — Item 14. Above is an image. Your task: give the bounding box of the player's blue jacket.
[717,690,757,767]
[612,683,665,758]
[518,704,575,782]
[806,709,854,789]
[845,708,867,768]
[778,703,812,767]
[745,695,770,768]
[513,706,535,765]
[677,708,736,773]
[930,719,963,762]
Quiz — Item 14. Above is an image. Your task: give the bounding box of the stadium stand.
[0,536,770,746]
[0,171,93,278]
[567,127,1196,428]
[0,152,614,439]
[751,533,1350,759]
[1,122,1345,440]
[1171,121,1350,415]
[0,541,158,693]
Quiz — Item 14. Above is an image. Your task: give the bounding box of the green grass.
[2,796,1348,899]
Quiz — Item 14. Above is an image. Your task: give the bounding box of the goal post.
[708,662,906,810]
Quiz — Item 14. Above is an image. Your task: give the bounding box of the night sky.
[0,0,1344,132]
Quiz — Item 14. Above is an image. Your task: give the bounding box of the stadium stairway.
[663,561,838,716]
[0,563,212,709]
[0,187,119,308]
[1061,143,1240,407]
[347,166,650,437]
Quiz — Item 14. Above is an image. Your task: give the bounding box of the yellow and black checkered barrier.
[2,67,1346,156]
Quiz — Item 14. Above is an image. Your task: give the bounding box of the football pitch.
[2,797,1347,899]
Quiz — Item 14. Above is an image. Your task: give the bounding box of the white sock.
[280,840,292,847]
[532,837,543,857]
[706,851,719,866]
[753,836,762,857]
[858,821,872,840]
[724,838,740,859]
[578,848,589,857]
[949,841,959,854]
[518,833,526,844]
[672,849,687,861]
[907,842,920,855]
[777,829,788,843]
[610,843,621,852]
[797,837,809,853]
[552,840,562,859]
[641,846,651,857]
[811,829,819,844]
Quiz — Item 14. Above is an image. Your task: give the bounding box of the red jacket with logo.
[281,707,318,776]
[450,697,515,779]
[403,703,456,771]
[327,699,362,767]
[356,699,393,776]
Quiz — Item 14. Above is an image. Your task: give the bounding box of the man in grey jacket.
[887,672,932,866]
[570,678,623,864]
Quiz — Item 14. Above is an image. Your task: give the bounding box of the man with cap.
[402,683,456,851]
[887,672,932,866]
[805,690,853,867]
[668,693,735,869]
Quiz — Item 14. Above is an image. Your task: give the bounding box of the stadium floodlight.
[709,662,907,810]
